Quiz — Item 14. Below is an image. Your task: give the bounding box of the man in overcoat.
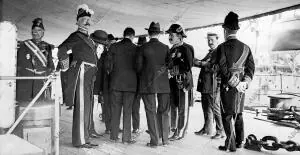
[136,22,170,146]
[108,27,137,144]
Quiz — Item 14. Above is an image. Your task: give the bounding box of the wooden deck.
[59,101,300,155]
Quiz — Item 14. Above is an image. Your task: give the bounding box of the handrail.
[254,73,300,77]
[0,76,50,80]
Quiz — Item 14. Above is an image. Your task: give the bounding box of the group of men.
[15,3,255,152]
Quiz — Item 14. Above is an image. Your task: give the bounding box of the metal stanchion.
[5,75,53,134]
[53,75,60,155]
[2,74,60,154]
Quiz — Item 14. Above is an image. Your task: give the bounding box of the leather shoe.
[145,130,150,134]
[66,106,72,110]
[75,144,93,148]
[90,132,103,138]
[211,133,225,139]
[132,129,140,134]
[110,137,120,143]
[194,129,207,135]
[123,139,136,145]
[168,134,179,141]
[146,143,158,148]
[86,142,98,146]
[236,143,243,148]
[218,146,236,152]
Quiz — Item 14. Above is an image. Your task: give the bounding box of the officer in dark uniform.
[57,4,98,148]
[194,32,224,139]
[171,38,195,132]
[216,12,255,152]
[136,22,170,147]
[167,24,193,141]
[16,18,55,102]
[132,36,146,134]
[108,27,137,144]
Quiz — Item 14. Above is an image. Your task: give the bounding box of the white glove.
[236,82,245,93]
[240,81,248,90]
[61,68,68,72]
[236,82,248,93]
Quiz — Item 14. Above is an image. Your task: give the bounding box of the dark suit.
[16,40,55,102]
[136,38,170,144]
[216,36,255,150]
[194,49,223,135]
[94,48,112,132]
[168,43,193,139]
[58,31,98,146]
[108,38,137,142]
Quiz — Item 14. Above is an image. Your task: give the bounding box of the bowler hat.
[222,11,240,30]
[32,18,45,30]
[137,36,147,45]
[166,24,187,38]
[145,22,162,32]
[90,30,108,45]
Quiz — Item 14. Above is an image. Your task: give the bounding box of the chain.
[244,134,300,152]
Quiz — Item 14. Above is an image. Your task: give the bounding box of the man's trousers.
[201,93,223,134]
[156,93,170,143]
[170,88,189,138]
[72,65,97,146]
[132,94,141,131]
[222,113,244,150]
[110,91,134,142]
[141,94,159,145]
[103,92,112,131]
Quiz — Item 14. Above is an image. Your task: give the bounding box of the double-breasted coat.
[16,39,55,102]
